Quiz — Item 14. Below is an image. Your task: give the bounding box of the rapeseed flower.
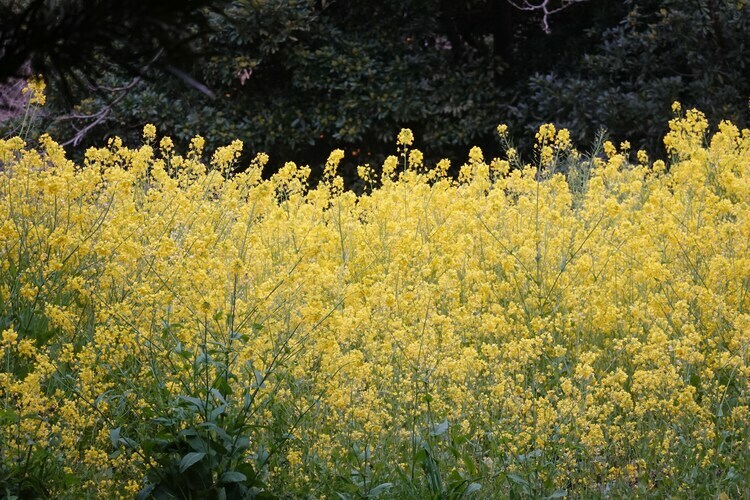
[1,112,749,496]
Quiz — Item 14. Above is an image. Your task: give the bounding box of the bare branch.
[55,49,165,147]
[505,0,590,33]
[166,65,216,100]
[56,77,141,147]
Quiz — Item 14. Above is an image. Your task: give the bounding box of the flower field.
[2,107,750,498]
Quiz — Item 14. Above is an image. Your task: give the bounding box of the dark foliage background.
[2,0,749,177]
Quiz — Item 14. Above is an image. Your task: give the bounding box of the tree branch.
[56,76,141,147]
[505,0,590,33]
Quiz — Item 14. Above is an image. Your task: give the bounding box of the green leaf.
[110,427,121,449]
[253,369,266,388]
[178,395,206,412]
[179,451,206,472]
[210,387,227,404]
[413,447,427,465]
[431,420,449,436]
[547,490,567,498]
[235,436,250,452]
[119,436,138,450]
[210,403,227,421]
[236,462,258,484]
[187,436,207,453]
[220,471,247,484]
[196,350,211,366]
[466,482,482,495]
[507,473,528,486]
[517,449,542,462]
[0,408,19,422]
[462,452,477,476]
[137,484,155,500]
[367,482,393,497]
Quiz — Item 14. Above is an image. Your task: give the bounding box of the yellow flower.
[603,140,617,158]
[382,155,398,180]
[357,164,373,183]
[536,123,556,144]
[506,147,517,162]
[16,339,36,358]
[408,149,424,169]
[1,327,18,346]
[143,124,157,142]
[540,145,554,166]
[324,149,345,178]
[159,136,174,151]
[468,146,484,164]
[555,128,572,150]
[2,112,749,495]
[22,75,46,105]
[637,149,649,164]
[211,139,244,174]
[397,128,414,147]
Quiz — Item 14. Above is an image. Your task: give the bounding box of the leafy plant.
[128,303,309,498]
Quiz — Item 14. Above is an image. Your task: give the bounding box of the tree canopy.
[2,0,749,176]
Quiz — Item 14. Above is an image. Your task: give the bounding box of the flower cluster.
[1,108,749,496]
[21,75,46,106]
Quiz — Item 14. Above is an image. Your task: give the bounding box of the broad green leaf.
[110,427,121,449]
[431,420,449,436]
[179,451,206,472]
[466,482,482,495]
[220,471,247,484]
[367,482,393,497]
[507,473,528,486]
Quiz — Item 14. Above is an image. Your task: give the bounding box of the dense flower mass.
[1,109,750,497]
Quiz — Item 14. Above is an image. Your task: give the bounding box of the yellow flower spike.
[1,327,18,347]
[540,145,554,167]
[603,140,617,159]
[468,146,484,164]
[535,123,556,145]
[408,148,424,170]
[211,139,243,175]
[357,164,374,183]
[255,152,270,167]
[381,154,398,181]
[397,128,414,147]
[159,136,174,152]
[324,149,345,179]
[555,128,572,150]
[637,149,649,165]
[506,147,517,163]
[490,158,509,178]
[108,136,123,150]
[189,135,206,157]
[143,124,157,142]
[435,158,451,179]
[16,339,36,358]
[22,75,46,106]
